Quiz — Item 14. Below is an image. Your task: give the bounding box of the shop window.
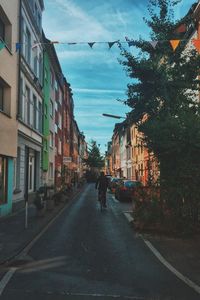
[0,156,8,205]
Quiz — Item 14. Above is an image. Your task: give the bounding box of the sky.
[43,0,194,153]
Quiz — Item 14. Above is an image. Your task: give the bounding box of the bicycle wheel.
[100,192,103,212]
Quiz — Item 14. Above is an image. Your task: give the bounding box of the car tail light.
[120,186,127,191]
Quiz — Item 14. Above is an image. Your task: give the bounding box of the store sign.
[63,157,72,164]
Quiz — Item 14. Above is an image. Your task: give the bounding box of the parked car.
[109,177,123,193]
[115,180,142,201]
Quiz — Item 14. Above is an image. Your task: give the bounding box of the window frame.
[0,83,4,112]
[0,17,5,42]
[0,156,8,205]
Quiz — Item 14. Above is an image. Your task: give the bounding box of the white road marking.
[123,212,134,223]
[143,239,200,295]
[64,292,144,299]
[112,196,119,203]
[0,268,17,296]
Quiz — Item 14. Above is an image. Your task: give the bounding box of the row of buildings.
[0,0,87,217]
[105,121,159,186]
[105,1,200,186]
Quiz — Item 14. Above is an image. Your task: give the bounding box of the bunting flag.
[4,37,200,55]
[88,42,95,49]
[15,42,21,52]
[108,41,118,49]
[192,39,200,53]
[0,41,5,51]
[175,23,187,34]
[149,41,158,49]
[170,39,181,51]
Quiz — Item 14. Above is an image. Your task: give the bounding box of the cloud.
[73,88,125,94]
[46,0,113,41]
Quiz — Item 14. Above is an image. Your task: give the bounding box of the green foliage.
[120,0,200,223]
[84,140,104,169]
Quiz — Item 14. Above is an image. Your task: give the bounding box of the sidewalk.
[0,186,83,265]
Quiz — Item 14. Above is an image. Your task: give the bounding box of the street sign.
[63,157,72,164]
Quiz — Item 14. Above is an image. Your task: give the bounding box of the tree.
[119,0,200,224]
[84,140,104,169]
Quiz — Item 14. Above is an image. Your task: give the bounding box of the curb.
[0,186,84,266]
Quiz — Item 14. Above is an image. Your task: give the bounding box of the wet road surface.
[1,184,199,300]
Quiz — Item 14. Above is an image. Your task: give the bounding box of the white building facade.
[13,0,45,206]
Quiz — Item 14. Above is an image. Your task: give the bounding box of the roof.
[39,0,45,10]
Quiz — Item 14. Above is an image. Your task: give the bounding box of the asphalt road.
[1,184,199,300]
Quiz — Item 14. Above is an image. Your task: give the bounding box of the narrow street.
[0,184,199,300]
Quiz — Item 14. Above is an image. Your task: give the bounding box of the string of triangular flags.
[1,38,200,53]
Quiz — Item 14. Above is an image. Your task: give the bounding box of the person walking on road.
[95,172,109,207]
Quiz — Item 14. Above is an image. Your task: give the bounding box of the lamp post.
[102,113,126,120]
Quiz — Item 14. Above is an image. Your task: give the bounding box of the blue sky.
[43,0,194,153]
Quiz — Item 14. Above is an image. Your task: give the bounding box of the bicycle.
[98,190,106,212]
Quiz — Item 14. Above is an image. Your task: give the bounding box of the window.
[0,83,3,111]
[38,101,42,133]
[50,70,54,88]
[0,77,11,115]
[58,138,62,155]
[44,139,48,151]
[49,163,53,179]
[34,3,38,19]
[19,78,23,118]
[33,49,38,76]
[39,53,43,84]
[58,113,62,129]
[44,104,48,117]
[25,86,30,124]
[25,27,31,64]
[44,68,48,82]
[16,147,21,189]
[37,13,41,30]
[33,95,37,129]
[0,18,5,41]
[0,6,12,49]
[29,94,34,127]
[50,132,53,148]
[50,100,53,117]
[28,153,35,192]
[0,156,7,205]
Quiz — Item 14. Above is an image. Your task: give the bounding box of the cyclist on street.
[95,172,109,207]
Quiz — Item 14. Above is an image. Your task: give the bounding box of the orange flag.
[170,40,180,51]
[175,23,187,34]
[192,39,200,53]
